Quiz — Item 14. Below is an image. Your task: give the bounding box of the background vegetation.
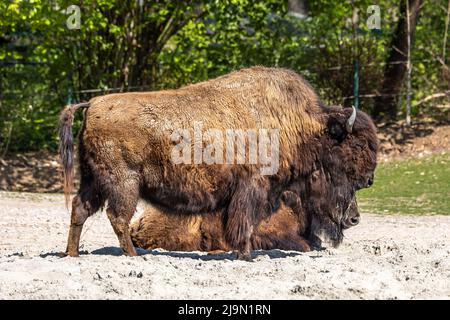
[358,152,450,215]
[1,0,449,152]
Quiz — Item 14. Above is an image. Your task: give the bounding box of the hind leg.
[107,208,137,256]
[63,141,105,257]
[64,196,88,256]
[64,193,102,257]
[105,181,139,256]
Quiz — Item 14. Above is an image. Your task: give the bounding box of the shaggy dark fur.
[59,66,378,260]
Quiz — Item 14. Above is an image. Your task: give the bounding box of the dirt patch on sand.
[0,192,448,299]
[0,152,65,193]
[377,120,450,162]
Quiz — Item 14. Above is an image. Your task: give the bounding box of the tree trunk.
[373,0,422,120]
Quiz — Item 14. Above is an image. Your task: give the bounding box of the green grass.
[357,152,450,215]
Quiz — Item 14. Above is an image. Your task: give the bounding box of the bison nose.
[349,216,360,226]
[367,177,374,187]
[342,215,360,229]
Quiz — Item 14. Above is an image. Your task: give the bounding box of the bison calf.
[130,193,361,253]
[130,204,311,253]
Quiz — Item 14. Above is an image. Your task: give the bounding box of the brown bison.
[130,193,360,252]
[59,66,378,260]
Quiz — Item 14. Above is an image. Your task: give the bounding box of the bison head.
[301,106,378,249]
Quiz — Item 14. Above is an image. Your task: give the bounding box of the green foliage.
[410,0,450,117]
[0,0,448,153]
[358,153,450,215]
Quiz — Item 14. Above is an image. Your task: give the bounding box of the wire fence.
[74,58,448,105]
[63,60,422,103]
[1,62,446,109]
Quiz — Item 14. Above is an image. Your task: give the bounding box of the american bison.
[59,66,378,260]
[130,193,360,253]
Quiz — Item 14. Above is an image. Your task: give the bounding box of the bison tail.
[58,102,90,209]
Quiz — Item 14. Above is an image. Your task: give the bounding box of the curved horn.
[346,106,357,133]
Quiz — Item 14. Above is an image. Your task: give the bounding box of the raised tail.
[58,102,90,208]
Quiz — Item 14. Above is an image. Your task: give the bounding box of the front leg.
[224,207,254,261]
[224,177,268,262]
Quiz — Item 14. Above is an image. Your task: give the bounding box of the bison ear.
[327,113,348,143]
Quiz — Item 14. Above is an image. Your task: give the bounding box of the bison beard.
[58,66,378,260]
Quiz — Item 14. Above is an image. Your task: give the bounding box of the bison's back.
[84,66,324,148]
[81,67,325,168]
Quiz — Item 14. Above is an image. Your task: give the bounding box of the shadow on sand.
[83,246,304,261]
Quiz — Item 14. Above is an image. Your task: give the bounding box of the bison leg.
[105,183,139,256]
[106,209,137,256]
[224,205,254,261]
[64,195,94,257]
[225,179,267,262]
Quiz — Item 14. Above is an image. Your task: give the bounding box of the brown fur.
[59,66,378,259]
[130,203,311,252]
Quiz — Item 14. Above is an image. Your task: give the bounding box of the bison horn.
[346,106,357,133]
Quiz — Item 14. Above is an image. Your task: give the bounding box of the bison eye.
[369,140,378,152]
[327,118,347,143]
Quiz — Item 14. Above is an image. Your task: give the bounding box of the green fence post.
[353,60,359,109]
[67,87,73,105]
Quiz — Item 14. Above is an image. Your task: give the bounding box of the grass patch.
[358,153,450,215]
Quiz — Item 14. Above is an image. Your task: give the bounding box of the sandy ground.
[0,191,449,300]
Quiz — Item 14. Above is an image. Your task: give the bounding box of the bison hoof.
[309,235,324,251]
[60,251,79,258]
[236,251,253,262]
[299,241,313,252]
